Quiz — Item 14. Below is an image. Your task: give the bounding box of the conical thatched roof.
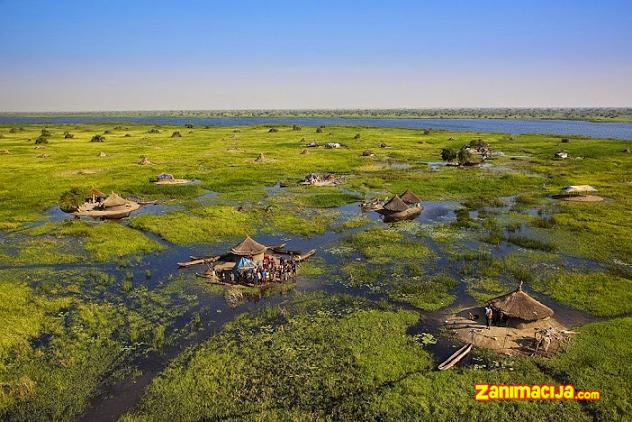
[488,285,553,321]
[399,190,420,204]
[562,185,597,194]
[230,236,267,256]
[382,195,409,212]
[102,193,127,208]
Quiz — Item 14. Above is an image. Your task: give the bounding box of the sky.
[1,0,631,111]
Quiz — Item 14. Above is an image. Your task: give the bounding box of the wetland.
[0,123,630,420]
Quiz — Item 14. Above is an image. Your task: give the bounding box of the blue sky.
[1,0,631,110]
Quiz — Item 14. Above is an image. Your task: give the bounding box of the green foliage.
[441,147,457,162]
[90,134,105,142]
[59,187,88,212]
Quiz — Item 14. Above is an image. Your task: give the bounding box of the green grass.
[122,293,588,421]
[54,220,163,261]
[530,271,632,317]
[388,273,458,310]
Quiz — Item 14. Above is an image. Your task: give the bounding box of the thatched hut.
[399,190,421,205]
[376,195,422,221]
[230,236,267,262]
[156,173,174,182]
[102,193,129,210]
[560,185,597,196]
[379,195,409,214]
[488,283,554,328]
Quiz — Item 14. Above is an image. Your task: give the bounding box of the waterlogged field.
[0,123,630,420]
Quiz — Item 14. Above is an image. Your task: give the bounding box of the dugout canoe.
[438,343,473,371]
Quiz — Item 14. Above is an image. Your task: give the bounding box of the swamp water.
[4,192,603,421]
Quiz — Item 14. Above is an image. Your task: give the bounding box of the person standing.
[485,306,493,329]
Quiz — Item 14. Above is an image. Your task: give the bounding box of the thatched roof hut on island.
[230,236,267,262]
[557,185,603,202]
[74,192,141,219]
[444,283,571,357]
[487,283,554,329]
[181,236,317,286]
[301,173,340,186]
[376,194,422,222]
[151,173,192,185]
[399,190,421,206]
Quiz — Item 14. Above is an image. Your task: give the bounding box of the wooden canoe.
[295,249,316,262]
[438,343,472,371]
[178,256,220,268]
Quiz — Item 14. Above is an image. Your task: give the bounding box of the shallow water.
[2,116,632,140]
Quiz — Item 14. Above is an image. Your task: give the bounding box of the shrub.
[40,128,52,137]
[422,129,431,135]
[561,138,570,143]
[316,127,323,133]
[147,128,160,134]
[59,187,88,212]
[64,131,74,139]
[171,131,182,138]
[441,148,457,162]
[268,128,279,133]
[34,136,48,144]
[184,124,193,129]
[292,125,301,131]
[90,134,105,142]
[457,146,475,165]
[9,128,18,133]
[124,133,132,137]
[353,133,361,139]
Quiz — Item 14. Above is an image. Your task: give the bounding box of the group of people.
[213,255,299,285]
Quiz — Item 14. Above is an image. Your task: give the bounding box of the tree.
[41,128,52,137]
[441,148,457,162]
[34,136,48,144]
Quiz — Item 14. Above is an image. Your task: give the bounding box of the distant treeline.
[2,108,632,122]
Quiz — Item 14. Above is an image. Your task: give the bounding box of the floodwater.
[6,192,604,421]
[2,116,632,140]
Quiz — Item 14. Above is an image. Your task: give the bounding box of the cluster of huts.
[71,189,141,219]
[362,190,423,222]
[301,173,340,186]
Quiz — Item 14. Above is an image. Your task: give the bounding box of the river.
[1,116,632,140]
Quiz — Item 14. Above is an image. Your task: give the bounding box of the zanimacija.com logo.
[474,384,600,401]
